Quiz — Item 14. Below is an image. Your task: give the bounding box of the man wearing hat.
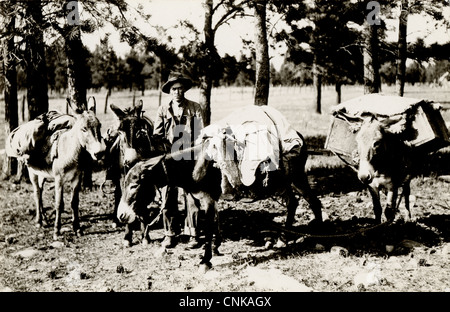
[154,73,204,249]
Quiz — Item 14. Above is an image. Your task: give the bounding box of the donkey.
[192,106,323,228]
[20,97,105,239]
[117,127,322,268]
[116,146,222,270]
[105,100,169,246]
[354,114,426,223]
[108,100,157,169]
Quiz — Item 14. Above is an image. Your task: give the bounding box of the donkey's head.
[110,100,154,168]
[69,97,106,161]
[193,125,242,189]
[355,114,404,184]
[117,155,166,224]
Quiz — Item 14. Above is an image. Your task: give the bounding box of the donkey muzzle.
[123,148,139,167]
[117,201,136,224]
[357,161,374,184]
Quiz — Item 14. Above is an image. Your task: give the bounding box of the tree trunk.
[64,1,91,188]
[158,61,163,107]
[1,1,18,179]
[158,60,170,107]
[313,61,322,114]
[199,77,212,126]
[335,81,342,104]
[65,31,87,109]
[65,2,87,110]
[363,23,381,94]
[395,0,408,97]
[104,88,111,114]
[24,0,48,119]
[254,0,270,106]
[200,0,215,126]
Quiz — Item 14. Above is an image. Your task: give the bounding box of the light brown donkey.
[7,97,106,239]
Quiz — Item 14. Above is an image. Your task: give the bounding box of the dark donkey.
[116,146,222,270]
[105,100,169,246]
[6,97,106,240]
[354,114,427,223]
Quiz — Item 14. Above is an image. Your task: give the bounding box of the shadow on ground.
[215,205,448,265]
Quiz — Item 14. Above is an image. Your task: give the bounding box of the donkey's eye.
[81,127,88,132]
[129,183,139,191]
[372,140,381,148]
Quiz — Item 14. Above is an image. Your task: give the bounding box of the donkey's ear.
[87,97,96,113]
[142,155,165,171]
[66,98,73,112]
[110,104,126,119]
[360,112,377,121]
[349,121,363,133]
[67,98,89,115]
[66,98,82,115]
[135,100,143,117]
[380,115,406,134]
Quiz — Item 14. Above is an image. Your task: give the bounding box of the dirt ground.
[1,152,450,294]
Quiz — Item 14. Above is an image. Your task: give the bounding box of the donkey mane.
[123,107,135,114]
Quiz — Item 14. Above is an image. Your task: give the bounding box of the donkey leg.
[29,171,44,227]
[123,224,133,247]
[37,176,48,225]
[53,176,64,240]
[199,198,215,271]
[284,190,299,228]
[291,173,323,223]
[403,183,412,221]
[284,148,323,223]
[112,178,122,227]
[368,186,382,223]
[70,177,82,237]
[385,188,398,222]
[213,203,222,256]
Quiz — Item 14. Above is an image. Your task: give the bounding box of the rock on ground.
[245,266,313,292]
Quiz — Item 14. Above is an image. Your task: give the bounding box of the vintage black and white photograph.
[0,0,449,295]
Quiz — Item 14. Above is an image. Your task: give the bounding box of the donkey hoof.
[53,233,63,241]
[198,262,212,274]
[76,230,83,237]
[123,240,132,248]
[142,238,151,246]
[404,214,413,223]
[384,209,396,221]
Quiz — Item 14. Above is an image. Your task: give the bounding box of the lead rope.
[142,206,164,233]
[331,150,359,173]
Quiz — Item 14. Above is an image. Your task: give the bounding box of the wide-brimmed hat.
[161,73,193,94]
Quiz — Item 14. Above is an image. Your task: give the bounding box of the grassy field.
[1,84,450,149]
[1,84,449,172]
